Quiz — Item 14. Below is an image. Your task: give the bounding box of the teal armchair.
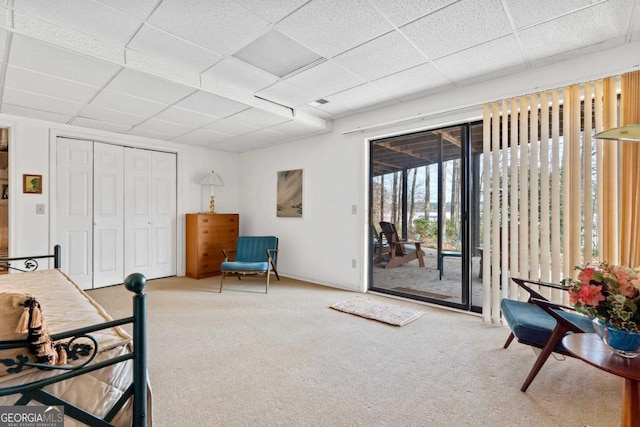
[220,236,279,293]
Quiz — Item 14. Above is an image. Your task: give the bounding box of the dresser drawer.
[197,215,237,227]
[197,232,237,249]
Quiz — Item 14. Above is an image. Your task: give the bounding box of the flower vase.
[602,323,640,358]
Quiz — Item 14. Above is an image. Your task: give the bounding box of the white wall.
[238,40,640,293]
[2,113,240,275]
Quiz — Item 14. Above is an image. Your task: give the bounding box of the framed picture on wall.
[277,169,303,218]
[23,174,42,194]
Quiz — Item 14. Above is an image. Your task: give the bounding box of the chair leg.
[265,271,270,294]
[219,273,225,293]
[503,332,515,349]
[520,325,567,392]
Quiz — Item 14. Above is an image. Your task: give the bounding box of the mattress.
[0,269,142,426]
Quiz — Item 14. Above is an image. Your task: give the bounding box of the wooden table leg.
[621,378,640,427]
[414,243,425,267]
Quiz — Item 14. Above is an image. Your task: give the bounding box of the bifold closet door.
[124,149,176,279]
[56,138,94,290]
[58,138,176,287]
[93,143,124,288]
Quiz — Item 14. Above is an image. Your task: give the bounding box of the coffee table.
[562,333,640,427]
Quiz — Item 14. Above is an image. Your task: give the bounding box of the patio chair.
[501,277,595,392]
[378,221,425,269]
[372,224,390,264]
[220,236,279,293]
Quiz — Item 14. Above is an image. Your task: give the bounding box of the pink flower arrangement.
[564,262,640,332]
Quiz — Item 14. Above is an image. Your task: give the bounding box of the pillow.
[0,292,64,376]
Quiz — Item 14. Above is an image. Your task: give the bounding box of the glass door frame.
[368,122,481,313]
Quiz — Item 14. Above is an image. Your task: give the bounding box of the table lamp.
[200,170,224,213]
[595,124,640,142]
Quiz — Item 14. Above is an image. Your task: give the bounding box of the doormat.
[392,287,452,300]
[330,296,425,326]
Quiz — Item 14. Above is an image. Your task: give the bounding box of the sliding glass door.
[369,122,483,312]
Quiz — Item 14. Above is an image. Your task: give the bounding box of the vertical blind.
[481,78,619,323]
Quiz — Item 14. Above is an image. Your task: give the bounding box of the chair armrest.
[510,277,569,302]
[221,249,237,261]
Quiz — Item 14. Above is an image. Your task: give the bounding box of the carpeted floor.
[88,275,622,427]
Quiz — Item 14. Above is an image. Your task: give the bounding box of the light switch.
[36,204,45,214]
[351,204,357,214]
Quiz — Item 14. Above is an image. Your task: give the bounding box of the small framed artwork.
[23,174,42,194]
[277,169,303,218]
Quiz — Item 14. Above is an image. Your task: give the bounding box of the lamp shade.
[200,170,224,186]
[595,124,640,142]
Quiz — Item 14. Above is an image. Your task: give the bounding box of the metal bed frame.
[0,245,148,426]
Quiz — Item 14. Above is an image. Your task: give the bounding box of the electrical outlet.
[36,204,45,214]
[351,204,357,214]
[351,258,357,268]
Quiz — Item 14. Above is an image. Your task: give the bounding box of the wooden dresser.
[185,213,239,279]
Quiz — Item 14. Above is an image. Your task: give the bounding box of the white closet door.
[56,138,93,290]
[93,143,124,288]
[150,151,177,278]
[124,148,153,278]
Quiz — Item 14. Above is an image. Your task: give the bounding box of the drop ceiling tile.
[127,127,175,140]
[134,118,194,137]
[172,128,230,145]
[505,0,597,29]
[78,104,147,127]
[371,63,452,98]
[90,89,168,117]
[203,118,256,136]
[325,83,389,111]
[124,49,200,87]
[106,68,196,104]
[518,0,635,62]
[1,104,72,123]
[147,0,270,55]
[285,60,366,98]
[201,57,279,93]
[127,24,222,72]
[433,35,526,84]
[255,81,317,108]
[13,11,125,64]
[229,108,292,128]
[233,29,323,78]
[4,65,100,103]
[333,31,426,81]
[8,34,123,86]
[3,87,84,116]
[277,0,393,57]
[175,91,250,118]
[369,0,455,26]
[95,0,161,20]
[13,0,141,45]
[71,116,132,133]
[401,0,511,59]
[234,0,309,23]
[153,106,218,127]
